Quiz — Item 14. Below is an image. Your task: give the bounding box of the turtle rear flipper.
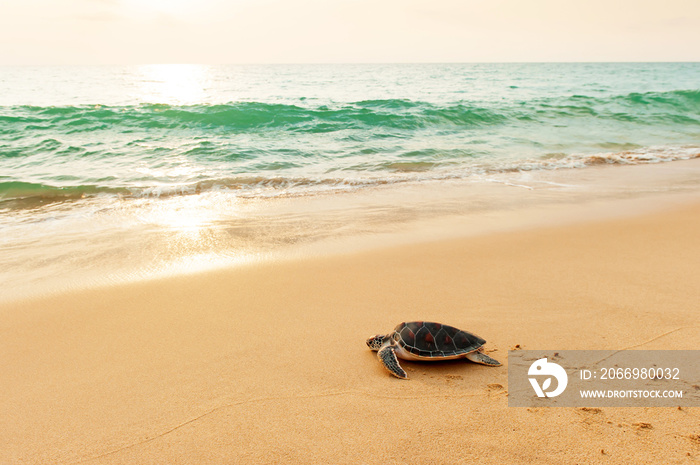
[378,344,408,379]
[466,350,501,366]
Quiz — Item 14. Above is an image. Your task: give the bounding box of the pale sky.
[0,0,698,65]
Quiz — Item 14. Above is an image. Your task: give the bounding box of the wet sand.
[2,187,699,463]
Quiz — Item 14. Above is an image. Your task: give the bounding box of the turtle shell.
[394,321,486,358]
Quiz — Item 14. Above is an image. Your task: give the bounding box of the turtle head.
[366,334,386,351]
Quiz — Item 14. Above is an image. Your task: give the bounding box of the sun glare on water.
[135,64,210,104]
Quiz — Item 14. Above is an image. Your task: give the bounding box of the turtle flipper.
[378,344,408,379]
[466,350,501,366]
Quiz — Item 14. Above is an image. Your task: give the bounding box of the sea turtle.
[366,321,501,379]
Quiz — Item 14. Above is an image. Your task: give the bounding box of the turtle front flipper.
[466,350,501,366]
[378,344,408,379]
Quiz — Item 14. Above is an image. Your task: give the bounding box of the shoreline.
[1,182,699,463]
[3,158,700,304]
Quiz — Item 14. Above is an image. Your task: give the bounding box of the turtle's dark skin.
[367,321,501,379]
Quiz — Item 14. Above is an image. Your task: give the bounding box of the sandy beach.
[2,172,699,464]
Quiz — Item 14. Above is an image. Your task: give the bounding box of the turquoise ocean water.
[2,63,700,203]
[1,63,699,298]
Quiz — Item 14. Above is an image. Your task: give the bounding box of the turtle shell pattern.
[394,321,486,358]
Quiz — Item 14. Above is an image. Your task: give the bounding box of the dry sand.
[2,197,700,463]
